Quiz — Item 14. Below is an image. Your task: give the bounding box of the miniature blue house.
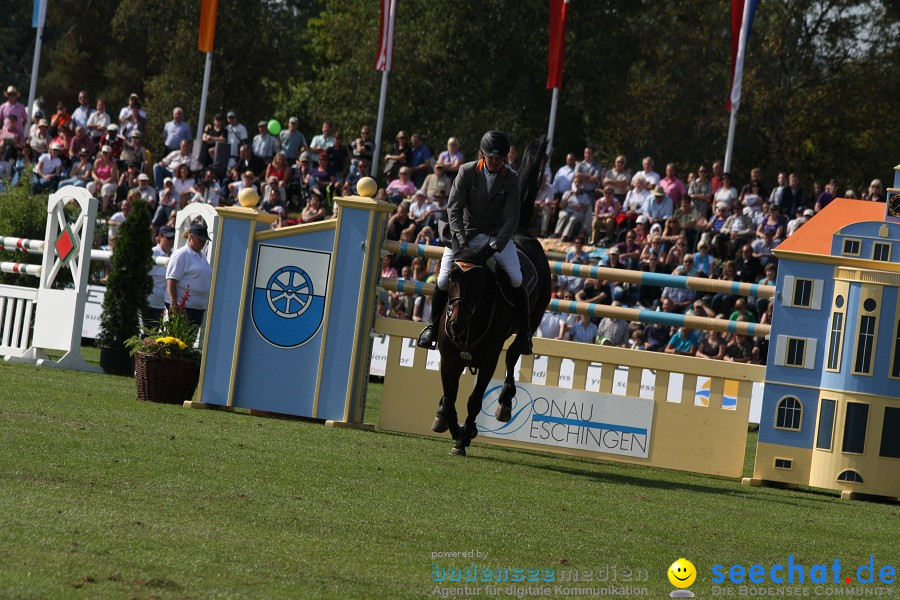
[746,167,900,500]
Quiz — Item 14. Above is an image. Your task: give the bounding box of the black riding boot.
[513,285,533,355]
[417,287,448,349]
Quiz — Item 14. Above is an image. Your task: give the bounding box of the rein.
[444,263,498,355]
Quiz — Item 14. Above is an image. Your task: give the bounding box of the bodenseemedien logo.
[669,558,697,598]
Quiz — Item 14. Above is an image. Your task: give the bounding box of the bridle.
[444,261,496,353]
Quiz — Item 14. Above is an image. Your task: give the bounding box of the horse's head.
[445,256,486,348]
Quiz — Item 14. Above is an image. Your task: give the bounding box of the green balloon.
[267,119,282,135]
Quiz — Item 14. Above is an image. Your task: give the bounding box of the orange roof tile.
[776,198,886,256]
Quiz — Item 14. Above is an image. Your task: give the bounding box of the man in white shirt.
[85,99,110,143]
[132,173,158,205]
[153,139,192,190]
[118,93,147,124]
[107,198,133,250]
[555,174,593,240]
[225,111,248,166]
[32,142,64,192]
[537,310,566,340]
[252,121,279,162]
[552,153,577,198]
[309,120,335,156]
[635,156,661,186]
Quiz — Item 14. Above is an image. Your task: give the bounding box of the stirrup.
[417,325,437,349]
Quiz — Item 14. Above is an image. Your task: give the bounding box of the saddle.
[439,220,538,308]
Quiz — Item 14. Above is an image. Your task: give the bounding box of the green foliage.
[0,3,35,90]
[97,199,153,349]
[110,0,310,156]
[125,292,201,363]
[0,168,49,287]
[296,0,898,191]
[10,0,899,191]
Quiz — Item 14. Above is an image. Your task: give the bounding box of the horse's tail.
[517,135,550,230]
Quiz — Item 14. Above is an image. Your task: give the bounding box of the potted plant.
[126,292,202,403]
[97,198,153,375]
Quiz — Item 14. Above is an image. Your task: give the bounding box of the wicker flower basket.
[134,352,201,404]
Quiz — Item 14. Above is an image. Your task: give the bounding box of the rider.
[416,130,533,355]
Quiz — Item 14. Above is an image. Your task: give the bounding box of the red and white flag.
[729,0,758,111]
[546,0,570,89]
[374,0,397,72]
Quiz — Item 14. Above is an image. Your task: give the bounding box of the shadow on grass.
[465,450,842,507]
[366,428,845,507]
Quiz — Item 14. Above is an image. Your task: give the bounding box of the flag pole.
[372,69,390,176]
[372,0,396,177]
[546,87,560,154]
[723,105,738,174]
[26,0,48,121]
[197,52,213,138]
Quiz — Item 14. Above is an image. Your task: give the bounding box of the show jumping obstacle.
[0,187,98,370]
[187,180,768,477]
[0,187,218,370]
[381,239,774,338]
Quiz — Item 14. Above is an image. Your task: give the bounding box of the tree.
[294,0,899,193]
[97,200,153,360]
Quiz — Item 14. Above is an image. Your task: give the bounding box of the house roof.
[776,198,886,256]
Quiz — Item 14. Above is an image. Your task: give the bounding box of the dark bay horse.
[431,137,552,456]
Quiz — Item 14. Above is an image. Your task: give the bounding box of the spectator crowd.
[377,145,887,367]
[1,83,890,365]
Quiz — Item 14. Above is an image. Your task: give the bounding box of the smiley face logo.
[668,558,697,588]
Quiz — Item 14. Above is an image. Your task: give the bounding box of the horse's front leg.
[434,357,463,440]
[496,345,521,422]
[452,360,498,456]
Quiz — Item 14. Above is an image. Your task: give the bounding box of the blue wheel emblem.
[266,266,313,319]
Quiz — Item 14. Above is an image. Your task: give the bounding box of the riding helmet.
[479,130,510,159]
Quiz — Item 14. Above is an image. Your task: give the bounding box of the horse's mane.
[517,135,550,230]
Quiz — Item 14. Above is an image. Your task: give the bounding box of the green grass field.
[0,356,896,599]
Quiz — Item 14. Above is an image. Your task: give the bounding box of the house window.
[872,242,891,262]
[774,458,793,469]
[842,402,869,454]
[853,315,876,374]
[880,407,900,459]
[837,470,864,484]
[892,321,900,379]
[783,277,822,310]
[792,279,813,307]
[816,399,836,450]
[842,239,861,256]
[776,396,802,430]
[826,312,844,371]
[786,339,806,367]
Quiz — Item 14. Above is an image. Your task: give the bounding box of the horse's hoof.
[432,414,449,433]
[450,446,467,456]
[495,403,512,422]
